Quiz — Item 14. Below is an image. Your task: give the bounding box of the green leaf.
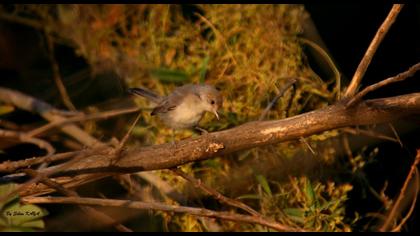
[256,175,272,196]
[199,56,210,83]
[0,184,19,210]
[150,68,190,83]
[0,105,14,116]
[283,208,305,218]
[3,201,48,227]
[19,219,45,229]
[284,208,305,224]
[304,178,319,208]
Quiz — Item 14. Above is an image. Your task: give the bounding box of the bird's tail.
[128,87,162,103]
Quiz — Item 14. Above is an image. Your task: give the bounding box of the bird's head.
[197,85,223,120]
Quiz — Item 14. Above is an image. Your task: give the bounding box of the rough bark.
[43,93,420,177]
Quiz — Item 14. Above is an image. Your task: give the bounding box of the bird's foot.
[194,126,209,135]
[170,141,178,149]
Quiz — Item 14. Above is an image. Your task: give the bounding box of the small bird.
[128,84,223,133]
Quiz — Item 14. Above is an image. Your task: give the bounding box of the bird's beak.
[212,110,220,120]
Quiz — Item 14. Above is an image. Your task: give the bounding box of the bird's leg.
[194,126,209,135]
[171,129,177,148]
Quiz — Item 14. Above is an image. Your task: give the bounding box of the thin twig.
[49,108,82,117]
[118,112,142,150]
[342,134,353,160]
[379,149,420,231]
[391,169,419,232]
[19,173,110,198]
[21,196,304,232]
[0,128,55,155]
[171,168,261,217]
[115,173,186,203]
[0,12,46,30]
[388,123,403,147]
[0,86,98,146]
[134,172,187,203]
[342,133,366,173]
[346,62,420,107]
[259,79,296,121]
[344,4,404,97]
[22,169,132,232]
[0,150,79,173]
[0,143,119,174]
[299,137,316,156]
[0,119,20,130]
[45,31,76,111]
[26,107,140,138]
[341,127,400,143]
[111,112,142,164]
[0,145,113,203]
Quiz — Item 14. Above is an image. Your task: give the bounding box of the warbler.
[128,84,222,133]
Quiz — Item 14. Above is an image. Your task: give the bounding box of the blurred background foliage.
[1,4,415,232]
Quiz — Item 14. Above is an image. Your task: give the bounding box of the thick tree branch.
[37,93,420,177]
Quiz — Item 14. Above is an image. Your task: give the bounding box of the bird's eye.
[210,100,215,105]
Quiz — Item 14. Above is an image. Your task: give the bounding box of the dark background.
[305,3,420,232]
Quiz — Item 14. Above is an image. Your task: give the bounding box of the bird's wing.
[151,99,177,115]
[150,89,184,115]
[150,85,201,116]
